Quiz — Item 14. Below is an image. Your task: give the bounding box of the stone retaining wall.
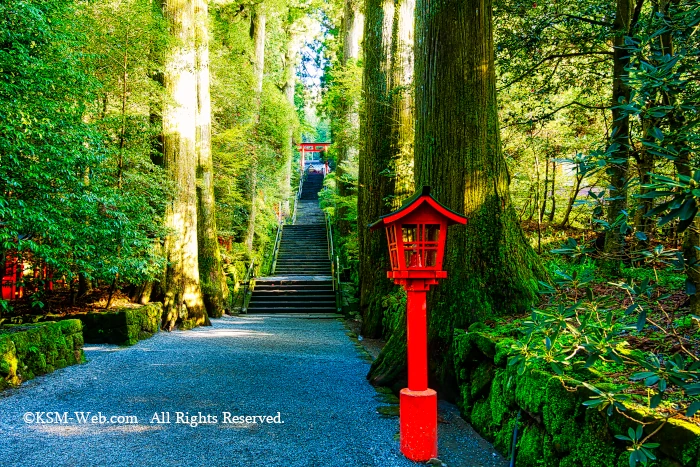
[453,328,700,467]
[70,303,162,345]
[0,320,84,390]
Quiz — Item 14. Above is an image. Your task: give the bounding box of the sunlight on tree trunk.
[388,0,415,209]
[245,7,266,255]
[336,0,364,234]
[369,0,544,391]
[282,29,301,218]
[195,0,228,318]
[358,0,396,338]
[162,0,209,329]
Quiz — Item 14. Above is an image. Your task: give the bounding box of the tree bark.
[244,8,266,255]
[281,30,299,219]
[195,0,228,318]
[358,0,396,338]
[336,0,364,234]
[162,0,209,329]
[388,0,415,209]
[369,0,544,391]
[603,0,635,270]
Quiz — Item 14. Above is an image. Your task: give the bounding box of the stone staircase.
[247,173,337,314]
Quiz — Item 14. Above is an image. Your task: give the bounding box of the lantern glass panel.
[400,223,441,269]
[386,225,400,270]
[402,224,419,268]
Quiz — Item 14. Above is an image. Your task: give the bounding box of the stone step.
[246,306,337,314]
[248,300,335,308]
[274,270,331,274]
[255,280,332,287]
[251,295,335,302]
[252,294,335,300]
[274,270,332,274]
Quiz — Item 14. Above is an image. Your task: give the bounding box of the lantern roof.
[369,186,467,230]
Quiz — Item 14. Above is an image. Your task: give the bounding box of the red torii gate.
[297,142,331,174]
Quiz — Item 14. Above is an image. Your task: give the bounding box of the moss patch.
[452,328,700,466]
[0,320,84,390]
[50,303,162,346]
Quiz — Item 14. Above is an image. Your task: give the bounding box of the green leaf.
[686,401,700,417]
[686,279,696,296]
[649,127,664,141]
[650,393,662,408]
[679,198,697,221]
[635,231,648,241]
[551,362,563,375]
[636,309,647,331]
[630,371,656,381]
[644,375,659,386]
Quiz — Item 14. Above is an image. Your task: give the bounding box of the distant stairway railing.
[325,203,343,314]
[232,257,256,314]
[291,168,306,225]
[271,168,306,275]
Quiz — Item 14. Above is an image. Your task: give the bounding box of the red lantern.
[371,186,467,462]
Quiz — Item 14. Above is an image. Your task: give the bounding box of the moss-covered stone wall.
[452,328,700,467]
[67,303,162,345]
[0,320,85,390]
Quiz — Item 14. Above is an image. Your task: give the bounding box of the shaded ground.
[0,315,506,467]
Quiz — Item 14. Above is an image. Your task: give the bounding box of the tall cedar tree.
[195,0,229,317]
[335,0,363,234]
[244,6,266,254]
[388,0,414,209]
[162,0,210,328]
[369,0,544,391]
[358,0,396,338]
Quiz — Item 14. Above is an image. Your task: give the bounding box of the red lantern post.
[370,186,467,462]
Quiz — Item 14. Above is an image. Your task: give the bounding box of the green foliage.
[0,0,168,302]
[509,254,700,457]
[614,425,661,467]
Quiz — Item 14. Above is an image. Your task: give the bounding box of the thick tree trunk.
[388,0,415,209]
[662,0,699,314]
[245,8,266,254]
[369,0,544,392]
[336,0,364,234]
[162,0,209,329]
[358,0,396,338]
[603,0,635,270]
[195,0,228,318]
[281,34,298,219]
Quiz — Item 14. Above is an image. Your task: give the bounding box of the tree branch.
[558,14,613,28]
[499,52,614,91]
[503,101,610,128]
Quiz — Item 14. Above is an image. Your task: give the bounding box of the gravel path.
[0,316,506,467]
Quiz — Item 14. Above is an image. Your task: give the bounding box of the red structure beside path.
[371,186,467,462]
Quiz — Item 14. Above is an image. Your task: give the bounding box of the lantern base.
[400,388,438,461]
